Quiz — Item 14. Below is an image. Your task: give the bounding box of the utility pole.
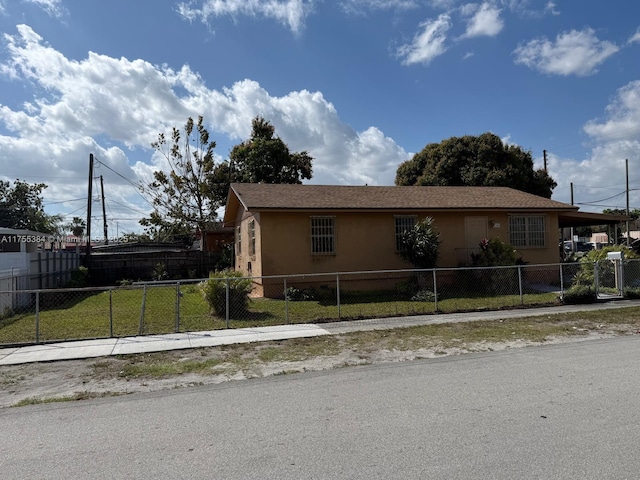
[100,175,108,245]
[626,159,630,246]
[570,182,575,252]
[86,153,94,266]
[543,150,547,171]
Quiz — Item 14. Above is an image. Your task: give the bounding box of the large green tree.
[395,132,557,198]
[213,116,313,205]
[0,179,61,233]
[141,116,220,245]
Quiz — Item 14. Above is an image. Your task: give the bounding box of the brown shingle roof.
[228,183,576,212]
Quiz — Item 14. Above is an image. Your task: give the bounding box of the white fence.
[0,268,30,314]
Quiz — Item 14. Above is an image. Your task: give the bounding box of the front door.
[463,216,488,265]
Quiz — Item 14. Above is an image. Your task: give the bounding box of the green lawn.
[0,285,560,345]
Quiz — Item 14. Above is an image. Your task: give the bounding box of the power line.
[93,155,156,210]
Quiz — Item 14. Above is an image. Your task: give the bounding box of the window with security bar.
[248,219,256,256]
[236,225,242,255]
[509,215,546,247]
[395,216,417,251]
[310,217,336,254]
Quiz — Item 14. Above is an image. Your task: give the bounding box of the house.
[0,228,80,311]
[223,183,624,296]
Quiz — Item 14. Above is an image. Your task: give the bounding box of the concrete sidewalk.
[1,300,638,366]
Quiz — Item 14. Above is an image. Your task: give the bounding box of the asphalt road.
[2,336,640,479]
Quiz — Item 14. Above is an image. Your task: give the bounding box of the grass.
[0,284,560,345]
[8,306,640,407]
[101,307,640,379]
[109,306,640,382]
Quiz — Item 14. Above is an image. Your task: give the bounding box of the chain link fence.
[1,260,639,346]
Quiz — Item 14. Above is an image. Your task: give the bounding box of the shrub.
[562,284,597,304]
[396,276,420,299]
[398,217,441,268]
[199,270,252,318]
[470,238,517,267]
[66,266,89,288]
[152,262,169,281]
[624,287,640,299]
[411,288,437,302]
[285,287,315,301]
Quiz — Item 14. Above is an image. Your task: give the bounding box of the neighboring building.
[0,228,80,310]
[224,183,624,296]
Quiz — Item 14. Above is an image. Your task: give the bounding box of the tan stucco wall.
[233,210,563,278]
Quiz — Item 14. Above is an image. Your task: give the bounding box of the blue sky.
[0,0,639,237]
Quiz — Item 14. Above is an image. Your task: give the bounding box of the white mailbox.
[607,251,623,261]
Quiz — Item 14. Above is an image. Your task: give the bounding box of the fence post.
[336,273,341,320]
[225,277,230,329]
[35,290,40,343]
[175,281,181,333]
[139,285,147,335]
[284,277,289,324]
[38,252,42,290]
[593,261,599,298]
[559,263,564,298]
[432,269,438,312]
[109,289,113,337]
[518,265,523,304]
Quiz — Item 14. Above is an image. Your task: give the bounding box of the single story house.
[223,183,625,296]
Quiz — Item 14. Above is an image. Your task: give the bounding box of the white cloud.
[548,81,640,211]
[544,1,560,16]
[583,81,640,142]
[629,27,640,45]
[460,2,504,38]
[0,25,409,230]
[397,14,452,66]
[23,0,66,18]
[176,0,314,35]
[427,0,457,8]
[513,28,619,76]
[340,0,419,15]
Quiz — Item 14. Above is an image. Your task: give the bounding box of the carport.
[559,210,630,246]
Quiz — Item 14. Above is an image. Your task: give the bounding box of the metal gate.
[595,253,624,299]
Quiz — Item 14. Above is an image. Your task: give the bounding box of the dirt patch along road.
[2,307,639,408]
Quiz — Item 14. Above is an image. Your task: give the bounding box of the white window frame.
[248,219,256,256]
[310,216,336,255]
[394,215,417,251]
[509,214,546,248]
[236,225,242,255]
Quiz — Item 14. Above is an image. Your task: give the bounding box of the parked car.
[576,242,594,252]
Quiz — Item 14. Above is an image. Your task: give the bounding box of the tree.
[213,116,313,204]
[141,116,220,245]
[398,217,441,269]
[67,216,86,237]
[0,179,61,233]
[395,132,557,198]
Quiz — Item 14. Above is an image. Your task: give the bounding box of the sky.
[0,0,639,238]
